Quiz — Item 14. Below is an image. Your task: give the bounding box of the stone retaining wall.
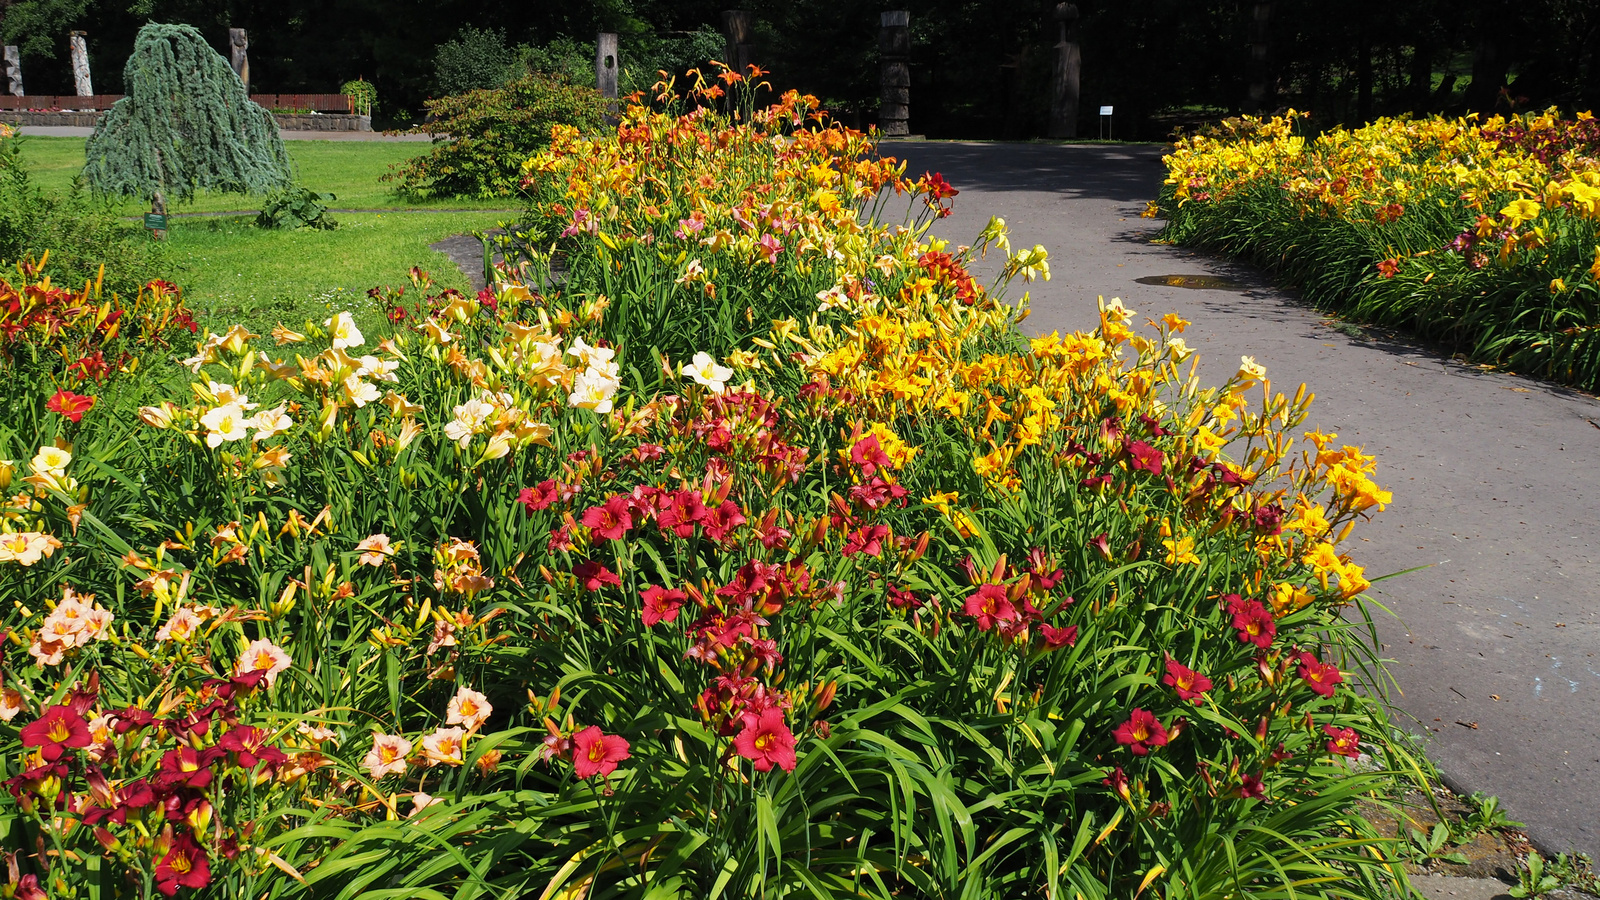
[0,110,372,131]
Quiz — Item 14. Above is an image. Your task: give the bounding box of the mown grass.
[9,135,515,330]
[11,135,520,212]
[165,211,509,333]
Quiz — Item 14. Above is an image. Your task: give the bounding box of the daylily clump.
[0,65,1410,900]
[1157,108,1600,390]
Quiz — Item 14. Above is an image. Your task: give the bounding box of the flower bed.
[0,70,1411,899]
[1156,110,1600,390]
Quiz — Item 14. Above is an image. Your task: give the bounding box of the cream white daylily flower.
[327,312,364,350]
[685,351,734,394]
[250,404,293,441]
[566,337,616,370]
[568,369,621,414]
[200,403,251,448]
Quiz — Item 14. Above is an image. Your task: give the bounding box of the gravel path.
[884,140,1600,858]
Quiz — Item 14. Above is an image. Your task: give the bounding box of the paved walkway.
[887,141,1600,858]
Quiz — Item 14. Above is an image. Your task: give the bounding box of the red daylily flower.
[581,495,633,541]
[1230,598,1277,649]
[156,746,218,790]
[20,705,91,761]
[1125,440,1163,475]
[733,708,798,773]
[1323,725,1360,758]
[887,586,924,610]
[1238,772,1266,800]
[1113,708,1169,756]
[850,434,892,477]
[155,832,211,896]
[640,585,686,626]
[701,500,746,542]
[571,725,630,779]
[656,489,707,537]
[218,726,288,771]
[1038,623,1078,650]
[517,480,563,513]
[573,560,621,592]
[46,389,96,423]
[1162,658,1214,704]
[962,584,1018,632]
[842,524,889,557]
[1296,651,1344,697]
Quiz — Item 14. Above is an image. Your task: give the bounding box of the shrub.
[432,26,518,97]
[1155,109,1600,390]
[0,128,169,298]
[340,78,377,118]
[0,70,1415,900]
[384,74,607,200]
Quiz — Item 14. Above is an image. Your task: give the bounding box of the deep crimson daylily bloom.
[1113,708,1169,756]
[1162,658,1214,704]
[1296,651,1344,697]
[572,560,621,592]
[1125,440,1163,475]
[962,584,1018,632]
[154,832,211,896]
[20,705,91,761]
[1038,623,1078,650]
[1230,599,1277,649]
[581,495,633,541]
[1323,725,1360,758]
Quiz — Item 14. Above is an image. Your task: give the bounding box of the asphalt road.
[884,140,1600,857]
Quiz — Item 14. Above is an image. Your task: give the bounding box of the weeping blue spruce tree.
[84,23,290,216]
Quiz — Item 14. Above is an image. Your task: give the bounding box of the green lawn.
[10,135,520,332]
[165,211,510,334]
[13,135,519,212]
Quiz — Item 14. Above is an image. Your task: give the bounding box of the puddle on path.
[1134,274,1248,291]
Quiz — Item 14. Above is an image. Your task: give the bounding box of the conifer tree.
[84,23,291,202]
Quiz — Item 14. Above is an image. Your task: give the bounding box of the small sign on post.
[147,192,166,241]
[1098,105,1114,140]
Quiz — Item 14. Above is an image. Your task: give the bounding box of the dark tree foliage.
[84,23,290,201]
[1,0,1595,138]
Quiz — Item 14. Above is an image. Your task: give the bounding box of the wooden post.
[595,33,618,99]
[3,46,21,97]
[721,10,753,74]
[1244,2,1272,114]
[69,31,92,97]
[879,11,910,136]
[229,28,250,91]
[1048,4,1081,138]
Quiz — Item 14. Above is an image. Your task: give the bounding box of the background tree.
[0,0,1594,138]
[83,22,290,204]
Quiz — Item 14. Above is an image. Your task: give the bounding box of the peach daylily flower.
[0,688,23,722]
[446,687,492,730]
[0,531,62,566]
[235,638,292,687]
[362,733,412,779]
[155,607,204,642]
[420,726,466,767]
[355,533,398,567]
